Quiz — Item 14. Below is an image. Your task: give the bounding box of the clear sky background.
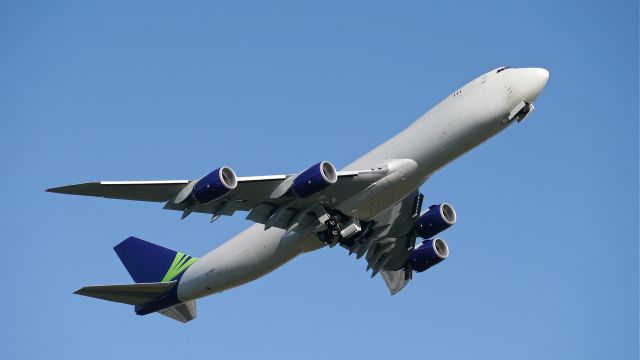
[1,1,637,359]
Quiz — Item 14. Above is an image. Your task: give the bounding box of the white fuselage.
[177,67,549,302]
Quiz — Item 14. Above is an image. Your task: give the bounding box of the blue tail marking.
[114,236,196,284]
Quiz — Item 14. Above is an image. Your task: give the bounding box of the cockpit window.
[497,67,511,73]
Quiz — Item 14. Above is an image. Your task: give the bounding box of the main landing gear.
[318,213,342,245]
[318,211,367,248]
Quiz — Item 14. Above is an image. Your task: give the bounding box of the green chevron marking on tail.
[161,252,199,282]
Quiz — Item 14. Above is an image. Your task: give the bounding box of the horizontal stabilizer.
[74,281,177,306]
[159,301,197,323]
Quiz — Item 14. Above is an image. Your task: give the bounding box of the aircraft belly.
[177,225,317,301]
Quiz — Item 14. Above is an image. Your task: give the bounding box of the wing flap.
[380,269,410,295]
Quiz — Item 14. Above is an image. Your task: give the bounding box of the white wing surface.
[47,168,389,230]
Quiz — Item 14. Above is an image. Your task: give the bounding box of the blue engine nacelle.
[291,161,337,198]
[192,166,238,204]
[407,238,449,272]
[415,203,457,239]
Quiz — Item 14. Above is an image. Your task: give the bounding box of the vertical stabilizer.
[113,236,198,283]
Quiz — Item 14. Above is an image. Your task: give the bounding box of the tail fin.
[114,236,198,283]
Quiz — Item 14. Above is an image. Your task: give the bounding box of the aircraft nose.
[521,67,549,102]
[534,68,549,89]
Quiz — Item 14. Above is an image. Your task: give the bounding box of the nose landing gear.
[507,100,535,123]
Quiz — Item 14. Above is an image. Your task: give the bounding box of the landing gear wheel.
[326,215,340,228]
[330,226,341,237]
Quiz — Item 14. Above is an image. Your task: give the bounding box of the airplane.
[48,66,549,323]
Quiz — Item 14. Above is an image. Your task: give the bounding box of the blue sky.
[1,1,637,359]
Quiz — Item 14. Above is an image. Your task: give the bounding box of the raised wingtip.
[74,286,93,296]
[46,186,68,193]
[45,182,102,196]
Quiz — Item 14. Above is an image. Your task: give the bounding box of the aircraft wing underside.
[47,167,390,231]
[337,190,422,294]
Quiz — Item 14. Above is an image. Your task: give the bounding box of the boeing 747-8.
[48,66,549,323]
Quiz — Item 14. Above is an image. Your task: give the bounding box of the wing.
[338,190,423,295]
[47,167,390,230]
[47,180,190,202]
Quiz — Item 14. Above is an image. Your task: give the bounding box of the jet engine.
[291,161,337,198]
[192,166,238,204]
[414,203,457,239]
[407,238,449,272]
